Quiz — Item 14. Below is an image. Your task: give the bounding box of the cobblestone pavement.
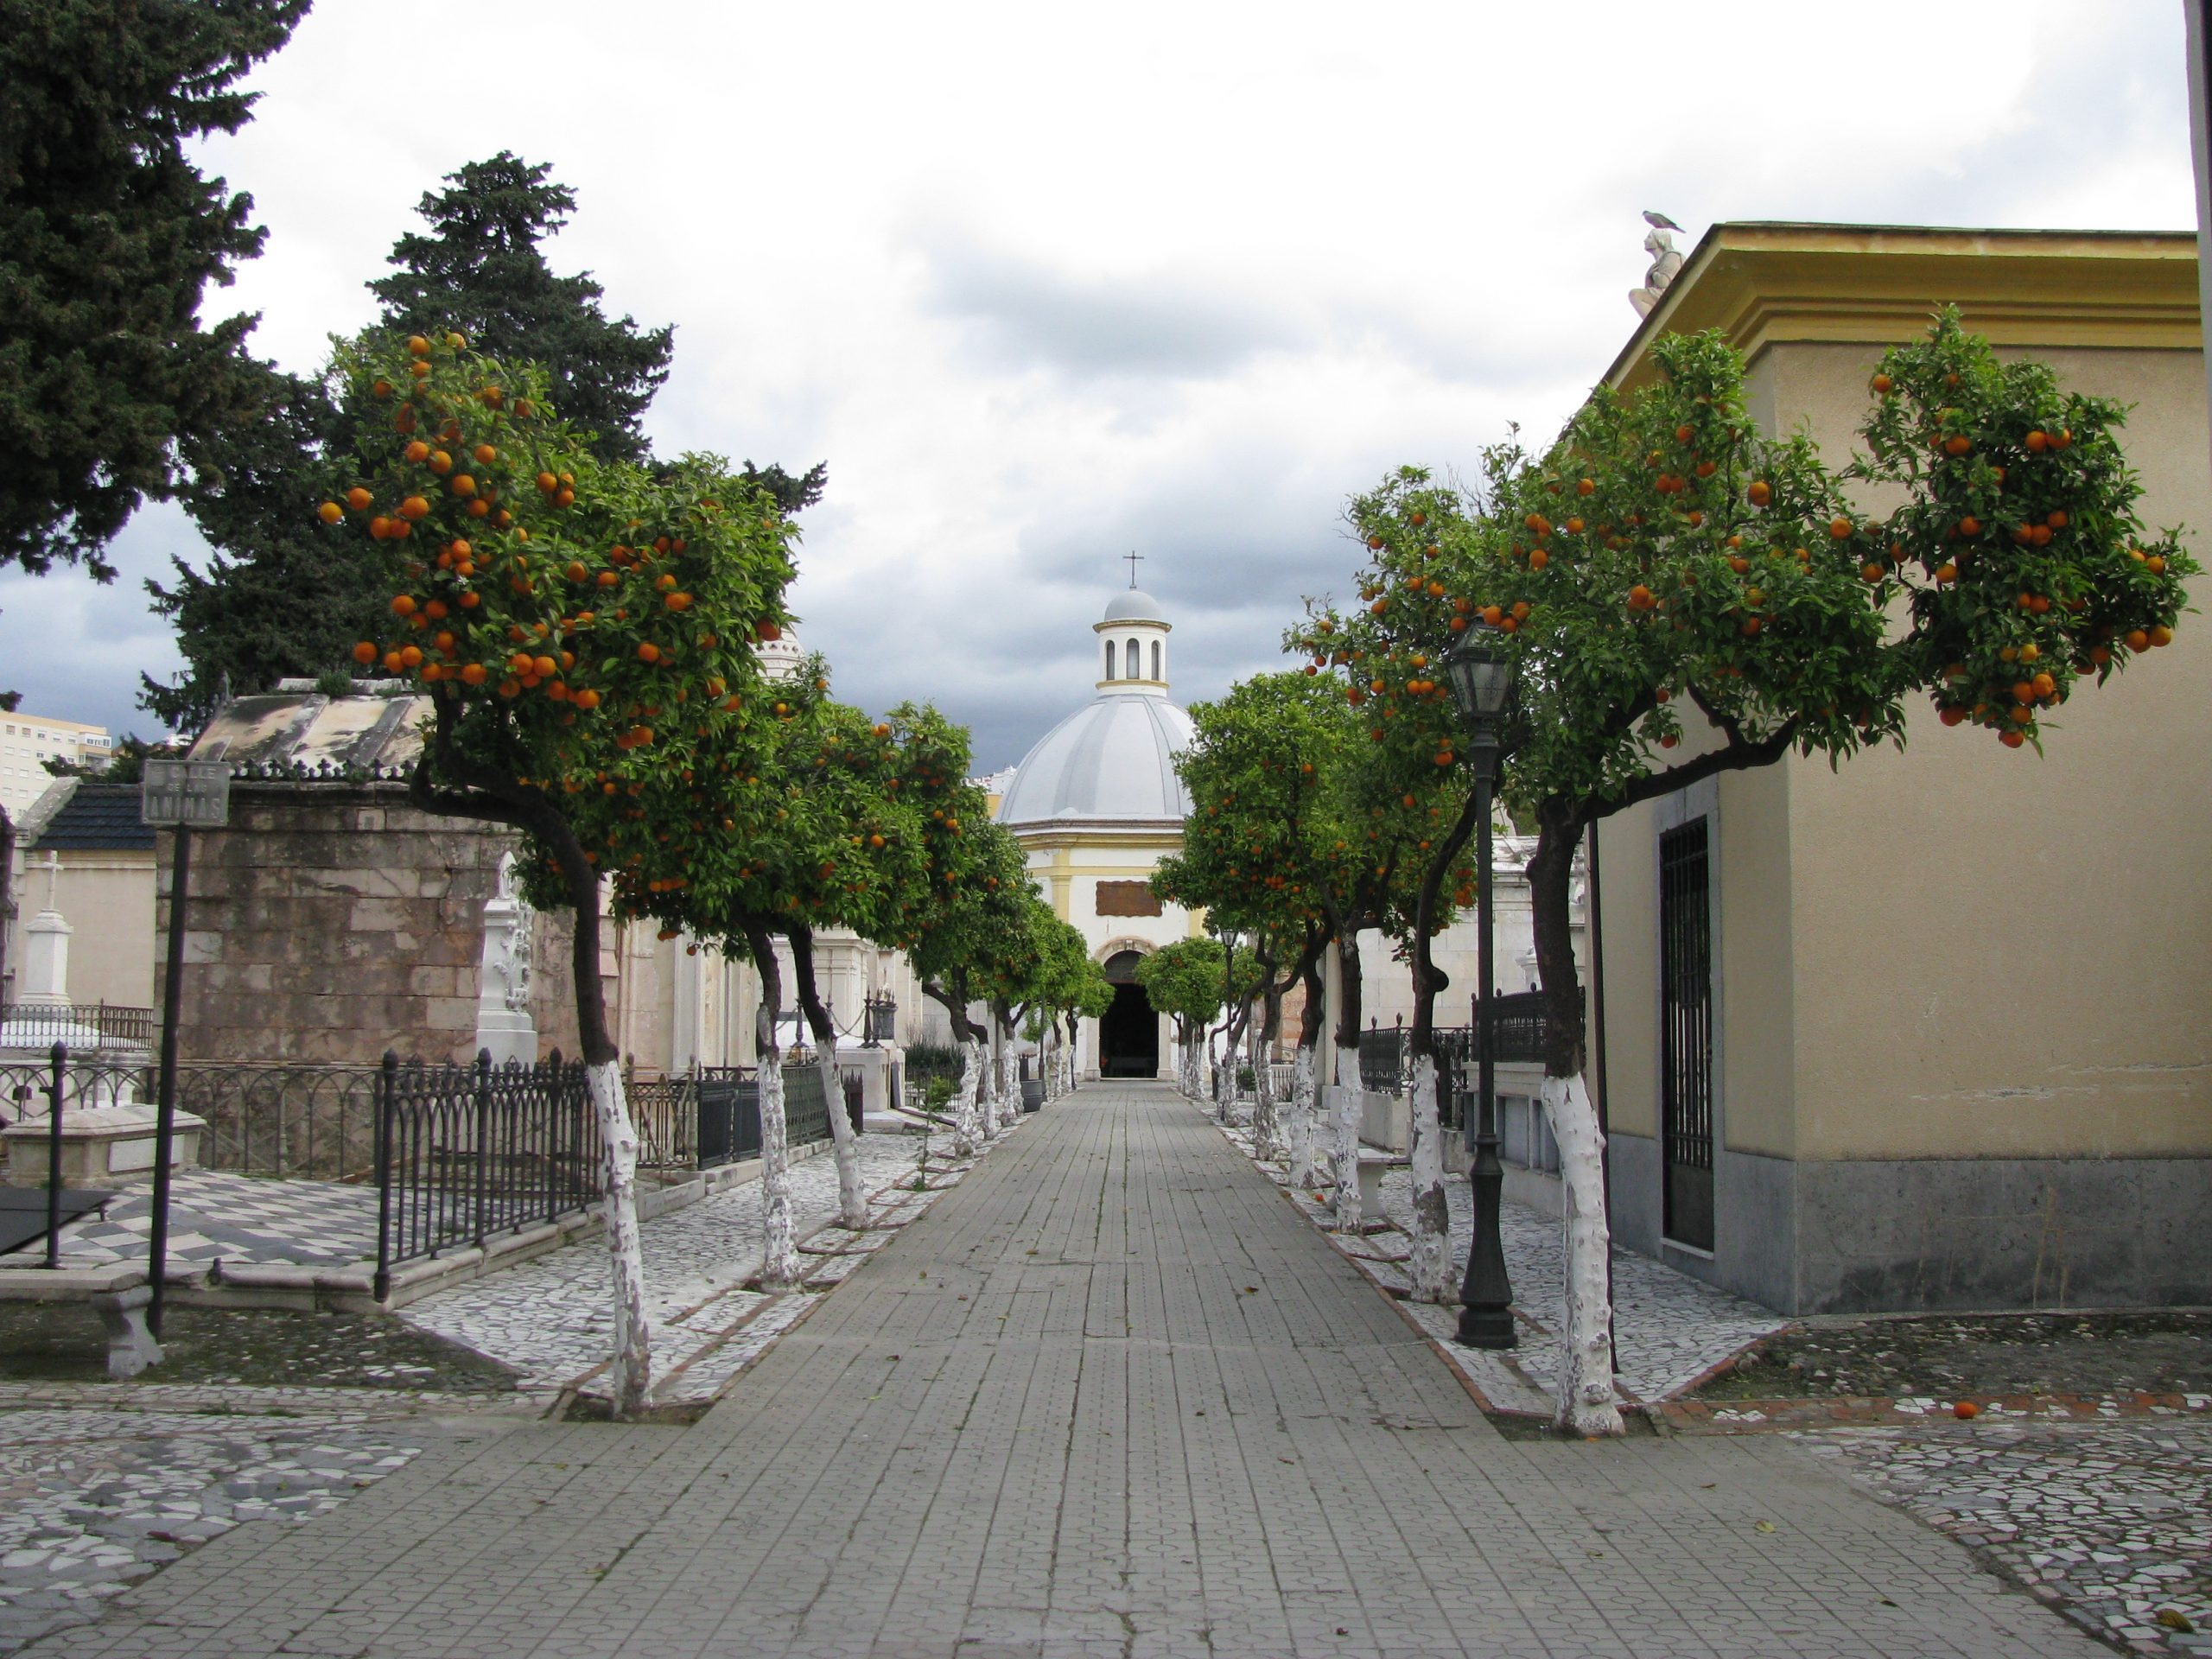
[401,1129,946,1399]
[1220,1116,1785,1412]
[30,1085,2102,1658]
[0,1386,524,1656]
[1800,1418,2212,1657]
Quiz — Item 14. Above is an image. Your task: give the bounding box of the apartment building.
[0,713,112,818]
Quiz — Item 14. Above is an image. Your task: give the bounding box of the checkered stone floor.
[0,1173,378,1273]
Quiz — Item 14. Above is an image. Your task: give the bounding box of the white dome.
[1102,588,1166,626]
[995,693,1194,829]
[759,625,804,683]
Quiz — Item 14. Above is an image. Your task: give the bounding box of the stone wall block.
[408,965,457,999]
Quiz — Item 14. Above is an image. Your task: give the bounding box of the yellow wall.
[1775,339,2212,1160]
[1602,335,2212,1166]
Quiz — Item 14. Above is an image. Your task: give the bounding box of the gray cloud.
[918,235,1305,381]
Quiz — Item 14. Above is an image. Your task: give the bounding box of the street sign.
[141,760,232,828]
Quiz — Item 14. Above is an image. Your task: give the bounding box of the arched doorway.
[1099,949,1159,1078]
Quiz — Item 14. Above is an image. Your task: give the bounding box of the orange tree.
[1016,915,1109,1098]
[898,738,1037,1153]
[972,892,1090,1126]
[714,677,932,1243]
[597,683,989,1272]
[1292,312,2196,1433]
[1151,673,1343,1160]
[1159,666,1469,1282]
[327,329,798,1414]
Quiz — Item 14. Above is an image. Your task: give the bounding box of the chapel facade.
[994,587,1197,1080]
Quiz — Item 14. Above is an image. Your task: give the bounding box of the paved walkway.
[31,1085,2100,1658]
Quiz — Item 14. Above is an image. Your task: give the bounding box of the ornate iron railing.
[0,1001,156,1050]
[0,1055,382,1180]
[373,1051,598,1298]
[1357,1027,1408,1093]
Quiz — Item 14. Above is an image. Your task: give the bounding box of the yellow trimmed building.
[1589,224,2210,1313]
[994,587,1199,1078]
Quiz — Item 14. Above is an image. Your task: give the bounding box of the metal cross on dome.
[1124,550,1143,588]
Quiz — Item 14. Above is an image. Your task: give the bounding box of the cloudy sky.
[1,0,2196,771]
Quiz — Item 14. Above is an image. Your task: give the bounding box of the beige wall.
[1777,340,2212,1160]
[1601,337,2212,1166]
[4,853,156,1009]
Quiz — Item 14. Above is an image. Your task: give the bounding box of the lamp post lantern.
[1442,623,1517,1349]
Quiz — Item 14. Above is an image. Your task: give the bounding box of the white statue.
[475,852,539,1064]
[1630,210,1686,318]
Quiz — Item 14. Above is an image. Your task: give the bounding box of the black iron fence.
[374,1051,599,1298]
[1357,1027,1408,1093]
[0,1054,381,1180]
[5,1042,849,1297]
[0,1001,156,1049]
[1353,990,1575,1103]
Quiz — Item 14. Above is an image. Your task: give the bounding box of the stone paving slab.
[27,1085,2104,1658]
[399,1129,942,1396]
[1217,1114,1786,1409]
[0,1389,527,1656]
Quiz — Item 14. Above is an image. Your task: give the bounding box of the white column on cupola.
[1093,574,1173,696]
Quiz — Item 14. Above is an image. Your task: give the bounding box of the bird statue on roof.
[1630,211,1687,318]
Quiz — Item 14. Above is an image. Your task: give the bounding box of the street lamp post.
[1442,623,1517,1349]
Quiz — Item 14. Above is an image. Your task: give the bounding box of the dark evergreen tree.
[368,152,675,466]
[142,363,394,729]
[0,0,306,575]
[147,150,827,727]
[741,460,829,515]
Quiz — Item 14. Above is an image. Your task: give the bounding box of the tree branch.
[1596,717,1802,819]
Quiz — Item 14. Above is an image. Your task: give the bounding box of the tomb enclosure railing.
[0,1001,156,1050]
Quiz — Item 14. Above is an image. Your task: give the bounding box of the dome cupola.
[995,570,1192,831]
[1095,587,1170,694]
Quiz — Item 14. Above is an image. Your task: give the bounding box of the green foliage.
[143,365,387,728]
[0,0,305,575]
[1154,671,1455,967]
[335,334,798,959]
[369,154,677,469]
[1134,938,1229,1033]
[149,152,826,728]
[41,732,168,785]
[1290,313,2196,834]
[903,1043,964,1079]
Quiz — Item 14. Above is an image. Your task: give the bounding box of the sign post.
[140,759,230,1338]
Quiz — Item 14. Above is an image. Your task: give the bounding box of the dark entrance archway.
[1099,950,1159,1079]
[1100,984,1159,1078]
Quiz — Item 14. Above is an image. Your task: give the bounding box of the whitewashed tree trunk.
[995,1031,1019,1129]
[584,1060,652,1415]
[1287,1046,1319,1185]
[951,1039,982,1156]
[979,1040,1003,1138]
[1405,1053,1452,1301]
[1251,1039,1279,1160]
[1329,1043,1362,1231]
[817,1033,866,1230]
[758,1052,801,1290]
[1543,1071,1623,1437]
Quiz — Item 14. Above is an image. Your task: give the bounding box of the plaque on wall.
[1095,880,1163,918]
